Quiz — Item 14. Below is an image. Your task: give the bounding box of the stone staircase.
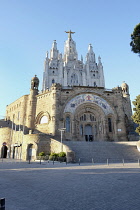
[63,141,140,163]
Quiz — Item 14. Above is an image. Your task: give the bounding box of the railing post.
[66,158,67,165]
[79,158,80,165]
[92,158,94,165]
[138,159,140,167]
[0,198,5,210]
[122,159,124,166]
[107,158,109,166]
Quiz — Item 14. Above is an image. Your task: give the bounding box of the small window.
[80,125,83,136]
[52,79,55,84]
[90,115,94,121]
[66,116,70,132]
[84,114,86,121]
[108,118,112,132]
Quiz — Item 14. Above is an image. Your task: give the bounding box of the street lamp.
[58,128,66,152]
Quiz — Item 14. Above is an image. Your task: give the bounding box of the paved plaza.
[0,159,140,210]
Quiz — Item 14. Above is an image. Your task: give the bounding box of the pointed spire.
[50,40,58,60]
[64,31,78,62]
[86,44,95,63]
[88,44,93,52]
[46,51,49,58]
[52,40,57,50]
[81,55,83,62]
[98,56,102,64]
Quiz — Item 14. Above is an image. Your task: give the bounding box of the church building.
[0,31,136,161]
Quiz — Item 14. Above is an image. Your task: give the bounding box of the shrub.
[58,152,66,162]
[58,152,66,157]
[39,152,45,156]
[49,152,66,161]
[49,153,59,161]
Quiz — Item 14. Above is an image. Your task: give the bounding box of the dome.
[121,81,129,95]
[31,75,39,90]
[121,81,128,89]
[31,75,39,82]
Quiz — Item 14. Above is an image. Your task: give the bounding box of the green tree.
[130,23,140,56]
[132,95,140,134]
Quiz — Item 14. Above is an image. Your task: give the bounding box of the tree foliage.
[130,23,140,56]
[132,95,140,134]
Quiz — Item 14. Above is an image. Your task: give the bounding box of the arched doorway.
[64,93,115,141]
[27,144,36,160]
[85,124,93,141]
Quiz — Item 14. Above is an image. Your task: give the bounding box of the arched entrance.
[27,144,36,160]
[64,93,115,141]
[85,124,93,141]
[74,104,104,141]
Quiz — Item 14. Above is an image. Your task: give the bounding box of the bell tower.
[26,75,39,130]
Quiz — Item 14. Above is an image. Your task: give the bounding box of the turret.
[26,75,39,130]
[121,81,129,97]
[50,40,59,60]
[31,75,39,91]
[42,52,49,91]
[86,44,96,63]
[98,56,105,87]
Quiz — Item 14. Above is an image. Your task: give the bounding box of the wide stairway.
[63,141,140,163]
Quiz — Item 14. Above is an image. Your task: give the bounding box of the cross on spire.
[65,30,75,39]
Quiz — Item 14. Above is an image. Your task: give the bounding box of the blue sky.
[0,0,140,118]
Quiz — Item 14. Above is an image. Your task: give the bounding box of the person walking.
[1,142,8,158]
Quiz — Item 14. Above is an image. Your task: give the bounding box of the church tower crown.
[64,30,78,62]
[42,31,105,90]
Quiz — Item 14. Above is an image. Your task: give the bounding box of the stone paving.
[0,159,140,210]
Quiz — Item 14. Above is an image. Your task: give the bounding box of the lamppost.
[58,128,66,152]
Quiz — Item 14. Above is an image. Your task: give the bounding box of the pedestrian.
[1,142,8,158]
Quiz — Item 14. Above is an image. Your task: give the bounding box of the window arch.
[40,116,49,124]
[66,116,70,132]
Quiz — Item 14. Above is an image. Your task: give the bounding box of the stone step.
[63,141,140,163]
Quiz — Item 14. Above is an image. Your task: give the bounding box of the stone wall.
[0,127,11,147]
[50,138,75,162]
[5,95,29,126]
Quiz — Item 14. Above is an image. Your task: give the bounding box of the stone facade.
[0,31,136,161]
